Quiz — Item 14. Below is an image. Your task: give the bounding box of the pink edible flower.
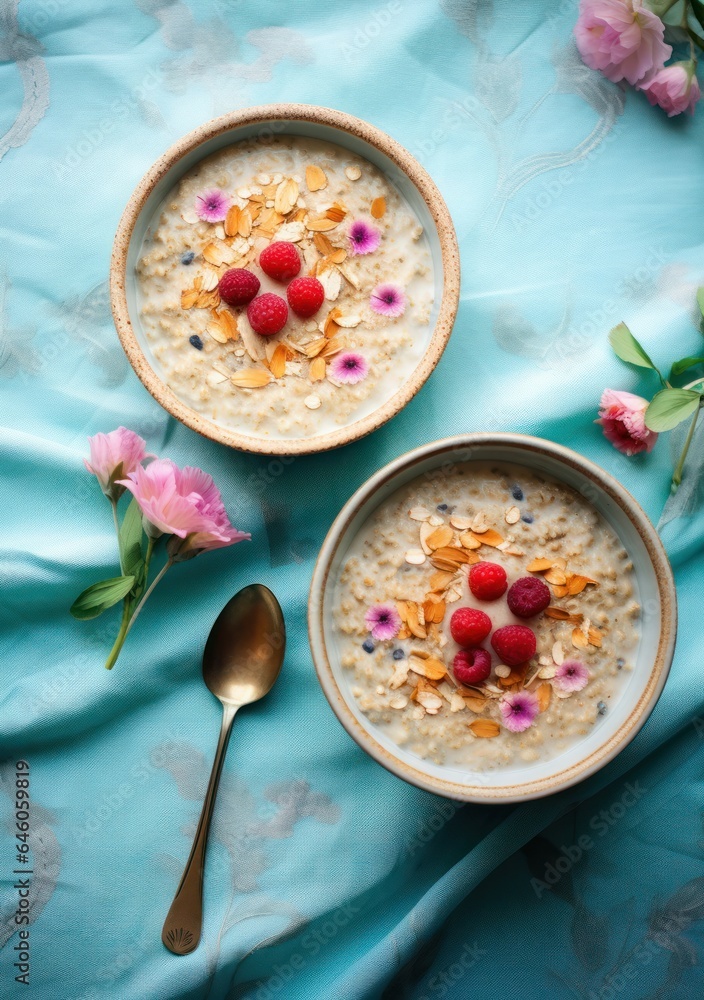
[638,62,701,117]
[499,691,540,733]
[554,660,590,694]
[370,283,406,318]
[118,459,250,558]
[84,426,150,499]
[348,219,381,256]
[597,389,658,456]
[574,0,671,86]
[195,188,231,223]
[364,603,402,641]
[329,351,370,385]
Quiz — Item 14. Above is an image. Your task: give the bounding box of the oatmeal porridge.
[332,463,640,771]
[136,135,435,440]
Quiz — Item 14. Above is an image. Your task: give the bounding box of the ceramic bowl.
[308,434,676,803]
[110,103,460,455]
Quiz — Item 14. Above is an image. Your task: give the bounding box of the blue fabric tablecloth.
[1,1,703,997]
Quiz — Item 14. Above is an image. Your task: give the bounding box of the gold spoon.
[162,583,285,955]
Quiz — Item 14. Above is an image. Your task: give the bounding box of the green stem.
[672,404,700,492]
[104,599,131,670]
[111,498,124,574]
[125,557,173,637]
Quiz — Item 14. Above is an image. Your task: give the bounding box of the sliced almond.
[450,691,466,713]
[459,531,482,550]
[305,164,328,192]
[406,604,427,640]
[274,177,299,215]
[409,655,446,681]
[274,221,306,243]
[206,320,228,344]
[199,269,220,292]
[231,368,272,388]
[389,694,408,710]
[572,627,589,650]
[429,570,454,592]
[527,557,554,573]
[544,607,584,624]
[416,691,443,714]
[551,585,570,599]
[425,525,453,550]
[537,682,552,712]
[552,641,564,666]
[422,598,446,625]
[303,337,328,358]
[319,337,345,358]
[318,266,342,300]
[237,312,266,361]
[494,665,511,679]
[567,574,599,596]
[405,548,426,566]
[469,719,501,738]
[409,505,431,522]
[370,196,386,219]
[471,513,489,533]
[545,567,568,586]
[306,215,340,232]
[472,528,504,548]
[313,232,334,255]
[450,515,473,530]
[181,288,199,309]
[388,661,409,690]
[588,626,603,647]
[269,344,287,379]
[345,164,362,180]
[538,664,557,679]
[325,203,347,223]
[335,313,362,328]
[396,601,409,623]
[464,695,488,714]
[505,506,521,524]
[445,586,463,603]
[304,393,322,410]
[309,356,326,382]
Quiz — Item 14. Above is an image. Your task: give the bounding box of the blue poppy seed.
[597,701,607,716]
[189,335,203,350]
[437,503,448,512]
[511,485,524,501]
[362,639,375,654]
[181,251,195,265]
[522,514,533,524]
[392,649,405,660]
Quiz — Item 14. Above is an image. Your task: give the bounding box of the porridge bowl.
[308,434,676,802]
[111,104,459,455]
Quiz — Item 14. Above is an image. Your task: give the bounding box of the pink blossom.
[597,389,658,456]
[574,0,671,86]
[638,62,701,117]
[329,351,370,385]
[195,188,231,223]
[118,459,250,557]
[84,426,150,499]
[364,603,402,641]
[499,691,540,733]
[554,660,590,694]
[348,219,381,255]
[370,283,406,318]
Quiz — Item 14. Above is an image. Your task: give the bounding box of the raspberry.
[453,648,491,686]
[246,293,288,336]
[491,625,536,666]
[450,607,492,646]
[287,276,325,318]
[218,268,260,306]
[507,577,551,618]
[259,241,301,282]
[468,561,508,601]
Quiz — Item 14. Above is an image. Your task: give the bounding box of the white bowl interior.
[124,119,445,440]
[320,441,663,795]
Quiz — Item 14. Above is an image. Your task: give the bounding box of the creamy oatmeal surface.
[136,135,434,440]
[332,463,640,772]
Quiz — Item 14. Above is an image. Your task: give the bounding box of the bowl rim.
[307,433,677,803]
[109,103,460,456]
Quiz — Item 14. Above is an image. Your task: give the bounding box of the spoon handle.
[162,702,238,955]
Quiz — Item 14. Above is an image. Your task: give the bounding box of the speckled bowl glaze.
[110,104,460,455]
[308,434,677,803]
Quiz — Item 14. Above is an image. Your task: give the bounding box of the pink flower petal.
[364,604,401,641]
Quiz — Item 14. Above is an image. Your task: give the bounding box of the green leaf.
[609,323,657,372]
[670,356,704,379]
[697,287,704,321]
[70,576,135,620]
[119,497,144,580]
[645,389,701,433]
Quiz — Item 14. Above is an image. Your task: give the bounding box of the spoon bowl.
[203,584,285,707]
[162,583,285,955]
